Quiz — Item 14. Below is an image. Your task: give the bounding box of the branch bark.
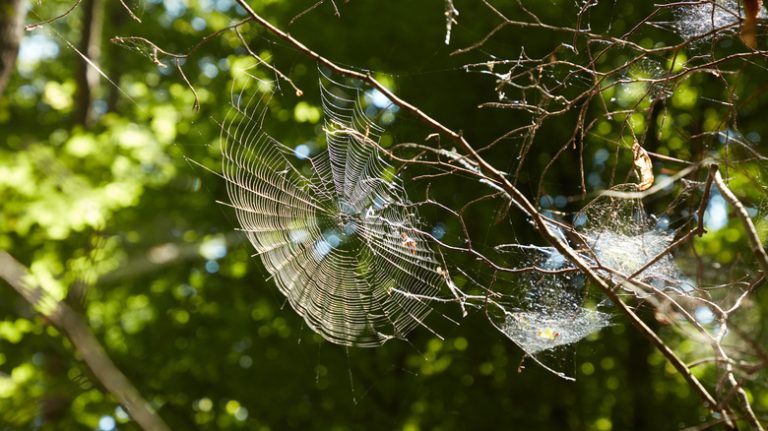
[0,251,171,431]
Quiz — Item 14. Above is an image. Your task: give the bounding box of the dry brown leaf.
[741,0,761,49]
[632,140,654,191]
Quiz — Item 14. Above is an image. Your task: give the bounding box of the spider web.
[214,69,618,375]
[486,246,611,380]
[575,185,689,293]
[218,71,443,347]
[673,0,767,41]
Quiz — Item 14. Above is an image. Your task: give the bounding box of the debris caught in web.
[217,71,443,347]
[487,247,611,379]
[575,185,689,292]
[632,139,655,191]
[673,0,766,42]
[740,0,761,48]
[500,308,610,355]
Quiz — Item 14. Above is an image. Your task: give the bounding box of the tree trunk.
[74,0,104,126]
[0,0,26,98]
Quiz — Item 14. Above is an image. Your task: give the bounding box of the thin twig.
[25,0,84,31]
[714,170,768,275]
[697,164,719,236]
[235,28,303,96]
[118,0,142,22]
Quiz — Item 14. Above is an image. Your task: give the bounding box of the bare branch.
[714,170,768,275]
[0,251,171,431]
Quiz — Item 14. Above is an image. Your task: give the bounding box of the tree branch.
[0,251,171,431]
[714,170,768,276]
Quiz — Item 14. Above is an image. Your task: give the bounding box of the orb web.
[219,72,443,347]
[616,58,672,104]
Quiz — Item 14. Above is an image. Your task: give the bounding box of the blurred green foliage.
[1,0,767,430]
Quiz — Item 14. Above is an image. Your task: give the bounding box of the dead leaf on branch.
[741,0,761,49]
[632,139,654,191]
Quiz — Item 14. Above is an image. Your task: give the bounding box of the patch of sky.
[323,230,342,248]
[655,174,675,191]
[18,84,37,99]
[18,35,59,75]
[98,416,116,431]
[365,88,398,110]
[178,284,197,297]
[198,0,214,11]
[343,221,358,235]
[704,192,728,232]
[205,260,220,273]
[678,278,695,293]
[289,229,310,244]
[655,215,671,232]
[543,250,567,269]
[313,239,333,260]
[215,0,234,12]
[365,105,378,118]
[338,200,356,215]
[593,148,610,165]
[294,143,311,160]
[717,128,740,146]
[199,0,233,11]
[191,17,207,31]
[373,195,389,209]
[199,59,218,78]
[431,223,446,240]
[164,0,187,18]
[587,172,603,189]
[573,213,588,227]
[694,306,715,325]
[200,236,228,259]
[93,99,108,115]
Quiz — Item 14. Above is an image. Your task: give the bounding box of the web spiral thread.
[219,72,443,347]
